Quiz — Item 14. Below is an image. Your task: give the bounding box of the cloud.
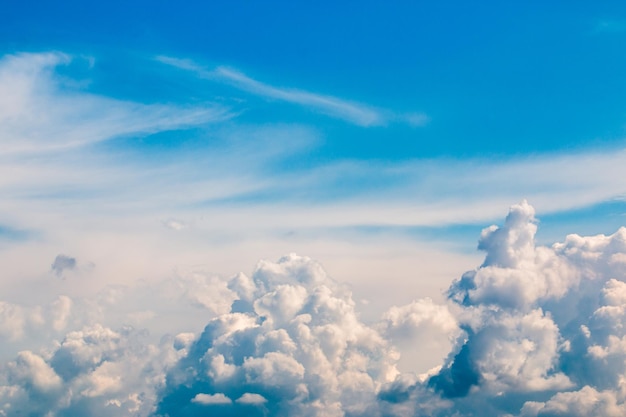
[149,206,626,416]
[1,202,626,416]
[519,386,626,417]
[162,219,186,231]
[387,201,626,416]
[0,302,39,341]
[379,298,460,373]
[0,52,231,154]
[191,393,232,405]
[0,296,71,343]
[0,323,188,417]
[177,148,626,231]
[154,253,399,417]
[235,393,267,405]
[212,66,385,127]
[402,112,431,127]
[156,55,426,127]
[3,49,626,417]
[51,255,77,277]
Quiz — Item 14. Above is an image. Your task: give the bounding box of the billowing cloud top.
[1,201,626,417]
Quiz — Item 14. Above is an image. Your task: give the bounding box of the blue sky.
[3,3,626,416]
[5,1,626,157]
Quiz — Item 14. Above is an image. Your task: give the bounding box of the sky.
[2,1,626,416]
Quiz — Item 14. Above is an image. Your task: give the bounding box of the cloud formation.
[156,55,429,127]
[155,253,400,417]
[399,201,626,416]
[1,201,626,417]
[0,52,230,154]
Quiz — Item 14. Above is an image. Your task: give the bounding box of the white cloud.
[156,55,419,127]
[155,254,399,417]
[0,52,231,154]
[162,218,186,231]
[50,296,72,332]
[379,298,460,373]
[191,392,232,405]
[213,66,386,127]
[235,393,268,405]
[519,386,626,417]
[0,323,181,416]
[0,302,35,341]
[8,351,62,393]
[0,202,626,416]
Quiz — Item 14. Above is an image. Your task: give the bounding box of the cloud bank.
[1,201,626,416]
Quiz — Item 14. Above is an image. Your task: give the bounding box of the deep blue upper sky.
[4,1,626,160]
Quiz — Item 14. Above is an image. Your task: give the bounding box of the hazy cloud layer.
[1,202,626,416]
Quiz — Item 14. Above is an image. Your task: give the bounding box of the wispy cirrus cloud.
[156,55,428,127]
[0,52,232,154]
[213,66,386,126]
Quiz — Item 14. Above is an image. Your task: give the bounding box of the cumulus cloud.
[0,296,72,344]
[379,298,460,373]
[0,324,183,417]
[235,393,268,405]
[0,302,41,341]
[391,201,626,416]
[154,253,399,417]
[519,386,626,417]
[1,201,626,417]
[191,392,232,405]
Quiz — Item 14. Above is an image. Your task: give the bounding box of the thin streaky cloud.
[156,55,424,127]
[0,52,233,155]
[213,66,385,126]
[5,139,626,244]
[154,56,205,73]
